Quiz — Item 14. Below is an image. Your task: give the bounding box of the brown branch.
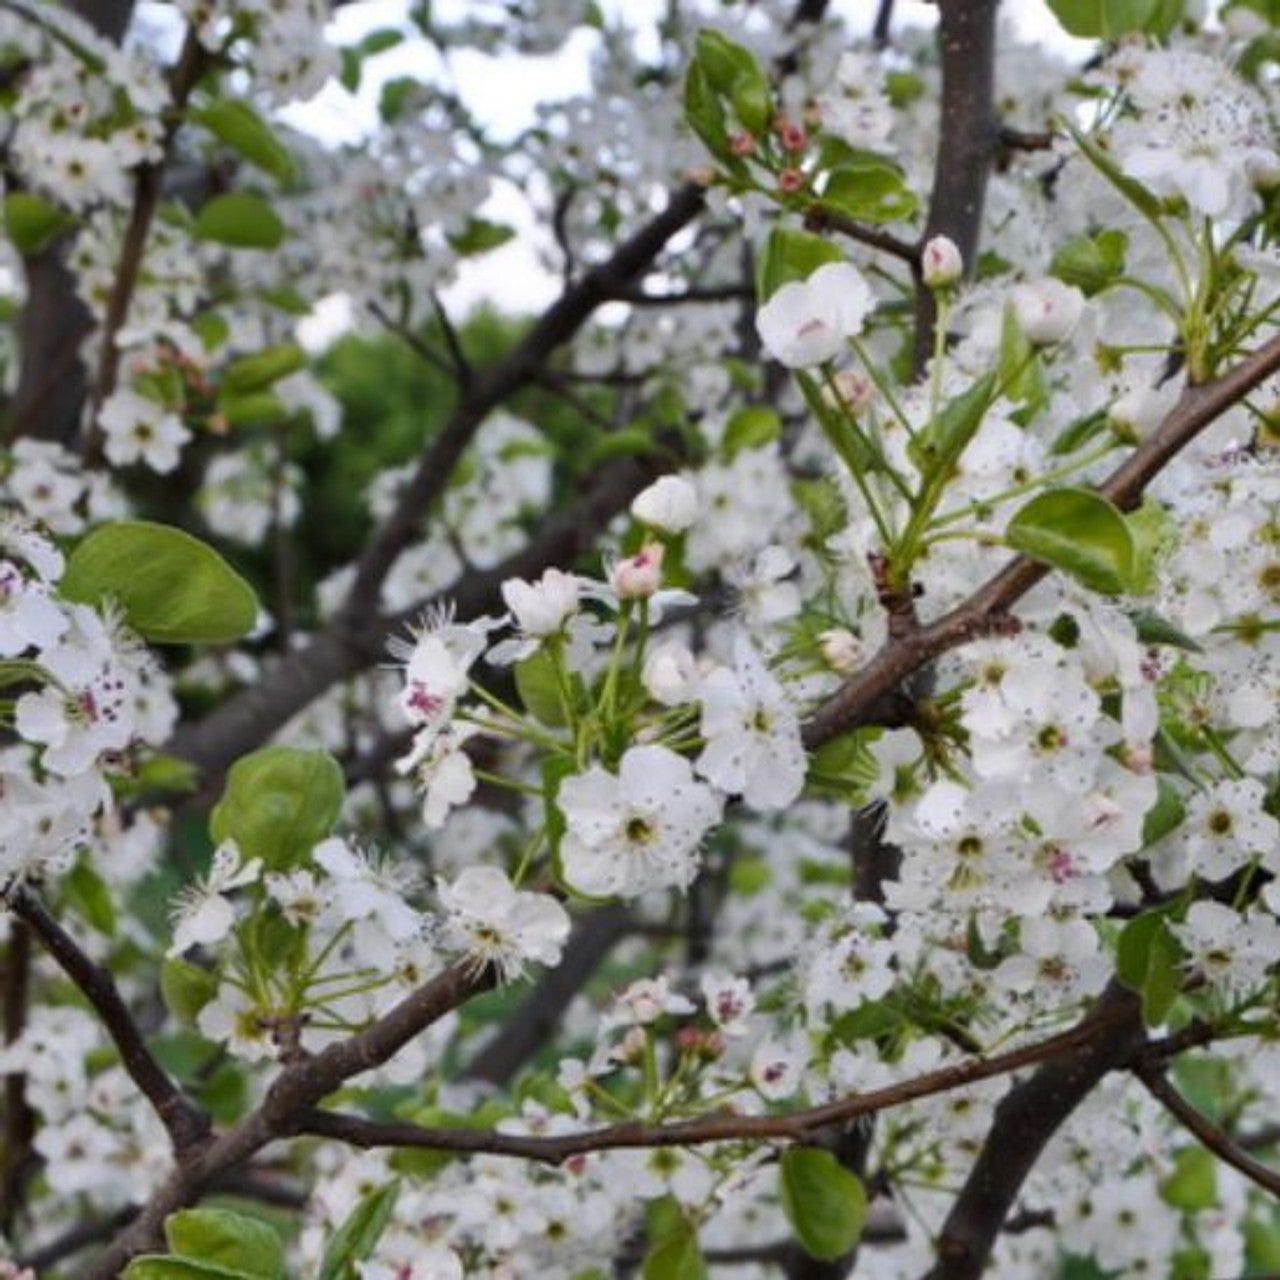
[6,888,210,1153]
[166,187,705,779]
[923,983,1147,1280]
[293,990,1150,1166]
[803,206,919,267]
[82,27,209,459]
[1,920,34,1232]
[801,330,1280,749]
[367,300,458,379]
[1137,1068,1280,1200]
[603,282,753,306]
[430,289,473,386]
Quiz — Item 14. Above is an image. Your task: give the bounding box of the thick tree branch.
[1137,1067,1280,1200]
[1,920,34,1232]
[166,189,705,779]
[922,983,1147,1280]
[5,888,210,1154]
[913,0,1000,375]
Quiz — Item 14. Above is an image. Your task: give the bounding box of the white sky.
[139,0,1092,337]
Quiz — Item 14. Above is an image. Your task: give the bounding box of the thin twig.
[803,206,918,267]
[1137,1068,1280,1199]
[6,888,210,1153]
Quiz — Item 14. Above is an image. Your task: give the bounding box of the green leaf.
[1161,1146,1218,1211]
[221,343,306,395]
[65,859,116,935]
[1142,777,1187,847]
[193,193,286,250]
[1116,908,1184,1026]
[1050,229,1128,296]
[216,390,291,427]
[694,29,761,96]
[161,957,218,1027]
[683,60,729,157]
[642,1201,707,1280]
[820,160,919,225]
[1045,0,1156,37]
[515,648,569,727]
[447,217,516,256]
[165,1208,284,1279]
[1006,487,1136,596]
[755,227,845,300]
[999,304,1047,414]
[210,746,345,871]
[779,1147,867,1261]
[1129,608,1202,653]
[192,101,297,183]
[319,1180,401,1280]
[123,1261,255,1279]
[909,373,998,480]
[61,521,259,645]
[1126,498,1174,595]
[3,192,72,255]
[723,406,781,458]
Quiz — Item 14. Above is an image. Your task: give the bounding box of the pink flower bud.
[611,543,664,600]
[729,131,756,156]
[778,168,806,193]
[921,235,963,289]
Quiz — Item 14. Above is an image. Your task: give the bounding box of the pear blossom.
[437,865,570,981]
[695,640,806,810]
[631,474,698,532]
[313,837,423,944]
[99,387,191,473]
[557,745,722,898]
[1009,278,1085,346]
[922,235,963,288]
[754,262,873,368]
[168,841,262,956]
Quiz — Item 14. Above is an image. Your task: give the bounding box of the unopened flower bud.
[779,123,807,152]
[818,627,862,674]
[729,131,756,156]
[778,168,806,193]
[823,370,875,416]
[921,235,963,289]
[1010,278,1085,347]
[631,475,698,533]
[611,543,664,600]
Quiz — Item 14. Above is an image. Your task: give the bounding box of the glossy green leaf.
[642,1201,707,1280]
[193,193,286,250]
[1116,908,1184,1026]
[1050,229,1128,296]
[779,1147,867,1261]
[61,521,259,645]
[683,59,729,156]
[122,1261,253,1279]
[1045,0,1156,37]
[3,192,72,255]
[1142,777,1187,847]
[515,648,569,727]
[319,1180,401,1280]
[820,160,919,225]
[210,746,345,871]
[165,1208,284,1279]
[192,101,297,182]
[1006,487,1136,596]
[1129,608,1202,653]
[755,227,845,300]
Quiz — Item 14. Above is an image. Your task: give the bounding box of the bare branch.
[1137,1067,1280,1199]
[803,206,919,267]
[5,888,210,1153]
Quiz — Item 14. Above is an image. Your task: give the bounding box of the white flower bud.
[631,475,698,533]
[1010,278,1085,347]
[818,627,862,675]
[501,567,579,636]
[921,235,963,289]
[610,543,664,600]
